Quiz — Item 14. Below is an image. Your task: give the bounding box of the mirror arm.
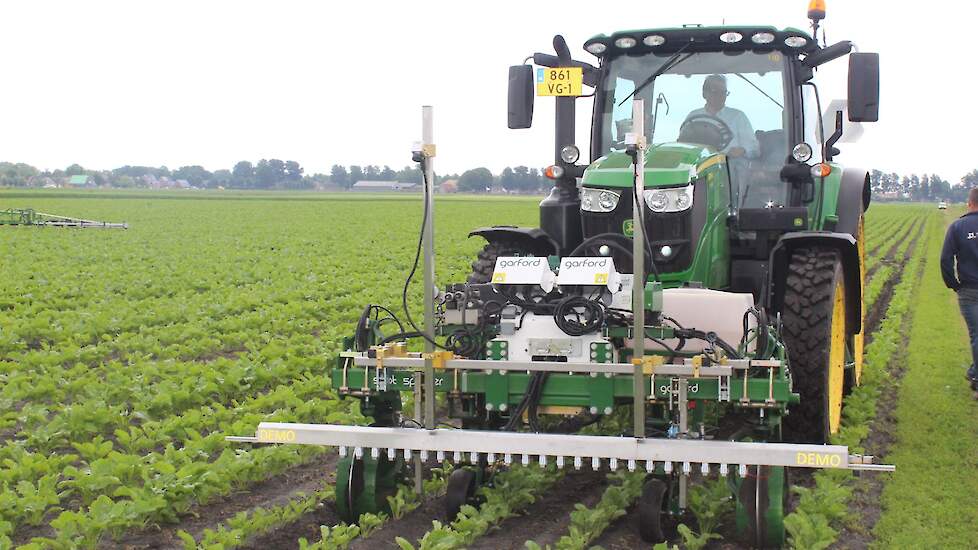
[824,111,843,161]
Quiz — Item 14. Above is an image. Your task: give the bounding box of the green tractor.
[232,5,888,548]
[486,16,876,446]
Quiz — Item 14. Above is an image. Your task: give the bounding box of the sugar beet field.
[1,191,977,550]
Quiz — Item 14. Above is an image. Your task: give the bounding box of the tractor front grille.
[580,184,705,275]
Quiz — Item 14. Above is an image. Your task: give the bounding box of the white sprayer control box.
[491,257,556,292]
[556,257,621,292]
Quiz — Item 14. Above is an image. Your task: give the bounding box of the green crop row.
[863,214,925,307]
[871,211,978,548]
[866,214,921,265]
[783,210,935,549]
[863,211,908,256]
[396,464,564,550]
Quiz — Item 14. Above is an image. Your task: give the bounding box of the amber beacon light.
[808,0,826,21]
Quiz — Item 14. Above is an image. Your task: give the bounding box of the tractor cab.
[504,23,878,302]
[594,37,791,201]
[581,27,818,291]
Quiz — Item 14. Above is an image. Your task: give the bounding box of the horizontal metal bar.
[352,355,739,376]
[242,422,892,472]
[225,436,259,443]
[848,463,896,472]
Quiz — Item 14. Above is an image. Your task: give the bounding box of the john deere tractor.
[232,4,887,547]
[483,15,877,445]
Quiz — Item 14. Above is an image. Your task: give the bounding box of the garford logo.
[498,258,543,268]
[563,258,609,269]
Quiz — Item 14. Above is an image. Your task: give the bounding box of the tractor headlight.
[784,36,808,48]
[585,41,607,55]
[719,32,743,43]
[614,37,637,49]
[560,145,581,164]
[674,191,692,210]
[580,188,620,213]
[792,143,813,162]
[643,34,666,46]
[643,184,694,213]
[646,191,668,212]
[752,32,776,44]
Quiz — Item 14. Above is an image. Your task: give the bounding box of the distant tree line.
[0,160,554,193]
[9,160,974,200]
[870,169,978,203]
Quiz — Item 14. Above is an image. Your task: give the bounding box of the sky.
[2,1,975,183]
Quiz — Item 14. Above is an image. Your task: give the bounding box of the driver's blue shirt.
[688,106,759,159]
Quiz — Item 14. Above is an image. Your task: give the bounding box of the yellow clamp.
[423,350,455,369]
[632,355,664,375]
[371,345,389,365]
[422,143,437,158]
[390,342,408,357]
[692,355,703,378]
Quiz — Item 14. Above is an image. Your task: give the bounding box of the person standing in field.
[940,187,978,396]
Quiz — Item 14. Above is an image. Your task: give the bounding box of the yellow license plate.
[536,67,583,96]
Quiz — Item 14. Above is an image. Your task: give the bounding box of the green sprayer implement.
[231,4,890,547]
[0,208,128,228]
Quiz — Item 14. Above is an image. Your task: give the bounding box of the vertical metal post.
[417,105,438,494]
[413,371,423,493]
[422,105,437,430]
[421,106,436,426]
[631,99,646,439]
[555,95,575,163]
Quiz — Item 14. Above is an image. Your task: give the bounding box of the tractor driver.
[687,74,759,160]
[687,74,760,206]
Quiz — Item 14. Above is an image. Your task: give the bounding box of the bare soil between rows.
[105,450,338,549]
[465,469,608,550]
[865,217,921,281]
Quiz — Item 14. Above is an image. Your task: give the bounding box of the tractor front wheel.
[468,239,547,284]
[781,247,848,443]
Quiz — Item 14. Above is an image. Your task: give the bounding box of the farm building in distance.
[65,175,95,188]
[351,180,418,192]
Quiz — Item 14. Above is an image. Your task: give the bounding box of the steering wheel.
[678,113,734,152]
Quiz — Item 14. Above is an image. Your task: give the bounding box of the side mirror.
[848,53,879,122]
[508,65,534,129]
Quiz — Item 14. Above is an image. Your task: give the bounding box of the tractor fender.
[468,226,559,255]
[833,169,871,237]
[768,232,862,335]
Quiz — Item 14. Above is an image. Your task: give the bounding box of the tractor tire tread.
[781,247,843,443]
[468,239,544,284]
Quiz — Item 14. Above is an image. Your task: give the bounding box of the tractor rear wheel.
[781,247,848,443]
[468,239,547,284]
